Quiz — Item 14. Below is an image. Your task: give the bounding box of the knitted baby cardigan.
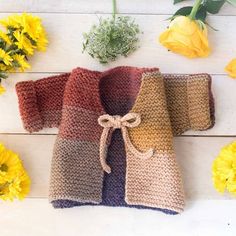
[16,66,214,215]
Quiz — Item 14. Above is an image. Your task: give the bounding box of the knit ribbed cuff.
[187,74,214,131]
[15,81,43,132]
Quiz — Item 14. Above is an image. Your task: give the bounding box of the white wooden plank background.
[0,0,235,15]
[0,199,235,236]
[0,1,236,235]
[0,14,234,74]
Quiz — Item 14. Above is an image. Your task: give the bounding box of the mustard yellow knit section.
[130,72,174,154]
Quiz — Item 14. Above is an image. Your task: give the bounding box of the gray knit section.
[49,137,104,204]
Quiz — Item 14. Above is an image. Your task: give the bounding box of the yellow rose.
[159,16,210,58]
[225,58,236,78]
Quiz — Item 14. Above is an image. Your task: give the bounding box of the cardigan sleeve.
[15,73,70,132]
[163,74,215,136]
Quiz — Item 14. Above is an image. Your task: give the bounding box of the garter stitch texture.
[16,66,215,214]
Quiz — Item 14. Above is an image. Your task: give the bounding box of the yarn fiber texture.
[16,66,215,214]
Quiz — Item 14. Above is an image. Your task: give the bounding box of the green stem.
[189,0,202,20]
[112,0,116,19]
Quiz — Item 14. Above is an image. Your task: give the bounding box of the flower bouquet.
[0,13,48,94]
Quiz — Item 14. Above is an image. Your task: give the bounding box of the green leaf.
[196,5,208,22]
[171,5,207,22]
[227,0,236,6]
[174,0,186,4]
[0,72,8,79]
[172,6,193,17]
[204,0,226,14]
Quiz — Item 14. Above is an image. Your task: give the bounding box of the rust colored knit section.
[15,73,70,132]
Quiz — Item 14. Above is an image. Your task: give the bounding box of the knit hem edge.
[125,197,184,214]
[49,196,102,205]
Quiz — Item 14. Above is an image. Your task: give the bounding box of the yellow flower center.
[0,182,9,193]
[0,163,8,172]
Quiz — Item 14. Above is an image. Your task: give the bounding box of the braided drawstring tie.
[98,113,154,174]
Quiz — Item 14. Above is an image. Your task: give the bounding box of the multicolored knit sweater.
[16,66,215,214]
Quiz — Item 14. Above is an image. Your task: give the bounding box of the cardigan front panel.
[126,72,184,212]
[125,151,185,212]
[49,70,106,203]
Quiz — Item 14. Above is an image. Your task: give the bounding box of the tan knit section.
[187,76,211,130]
[125,151,185,213]
[164,74,212,135]
[164,75,189,136]
[125,72,184,212]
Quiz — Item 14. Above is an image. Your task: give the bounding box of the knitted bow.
[98,113,154,173]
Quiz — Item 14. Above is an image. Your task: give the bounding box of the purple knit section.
[51,129,178,215]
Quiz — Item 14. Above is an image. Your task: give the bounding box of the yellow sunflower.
[8,171,31,200]
[20,13,43,41]
[0,62,8,72]
[1,13,48,52]
[0,143,23,181]
[0,31,11,44]
[0,180,14,201]
[12,54,30,72]
[13,30,34,55]
[20,13,48,52]
[0,14,21,29]
[0,143,31,201]
[36,28,48,51]
[0,172,30,201]
[0,48,13,65]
